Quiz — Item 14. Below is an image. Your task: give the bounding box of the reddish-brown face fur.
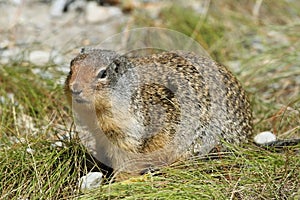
[66,52,111,108]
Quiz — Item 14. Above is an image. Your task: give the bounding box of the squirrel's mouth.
[73,97,91,104]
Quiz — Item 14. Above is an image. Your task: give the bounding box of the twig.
[252,0,263,18]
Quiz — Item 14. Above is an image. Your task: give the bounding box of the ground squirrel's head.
[65,49,127,109]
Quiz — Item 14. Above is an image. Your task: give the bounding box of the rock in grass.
[51,141,64,148]
[26,147,35,154]
[254,131,277,145]
[85,1,122,23]
[29,50,50,65]
[79,172,103,190]
[50,0,68,17]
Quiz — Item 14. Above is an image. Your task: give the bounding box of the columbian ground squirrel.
[65,48,252,178]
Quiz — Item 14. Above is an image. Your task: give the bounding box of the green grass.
[1,0,300,199]
[80,146,299,199]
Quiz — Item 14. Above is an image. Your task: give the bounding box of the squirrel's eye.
[97,69,107,79]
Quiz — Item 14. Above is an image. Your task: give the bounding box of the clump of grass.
[131,2,225,60]
[0,63,87,199]
[0,63,67,137]
[159,5,224,49]
[79,144,299,199]
[0,139,85,199]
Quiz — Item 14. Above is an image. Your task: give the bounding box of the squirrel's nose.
[70,83,82,95]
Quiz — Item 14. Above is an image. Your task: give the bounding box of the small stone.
[66,0,86,12]
[254,131,277,145]
[11,137,26,144]
[7,93,14,101]
[19,137,26,143]
[0,39,10,49]
[267,30,290,46]
[86,2,123,23]
[0,96,5,104]
[79,172,103,190]
[29,50,50,65]
[251,36,265,52]
[51,141,64,148]
[50,0,68,17]
[0,93,15,104]
[0,48,20,64]
[17,114,38,134]
[26,147,35,154]
[225,60,241,72]
[11,0,23,5]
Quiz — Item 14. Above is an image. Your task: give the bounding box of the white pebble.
[254,131,277,145]
[79,172,103,190]
[50,0,68,17]
[26,147,35,154]
[86,2,122,23]
[11,0,23,5]
[51,141,64,148]
[11,137,26,144]
[29,50,50,65]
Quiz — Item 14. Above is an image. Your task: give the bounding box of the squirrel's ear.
[80,48,85,53]
[111,55,128,74]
